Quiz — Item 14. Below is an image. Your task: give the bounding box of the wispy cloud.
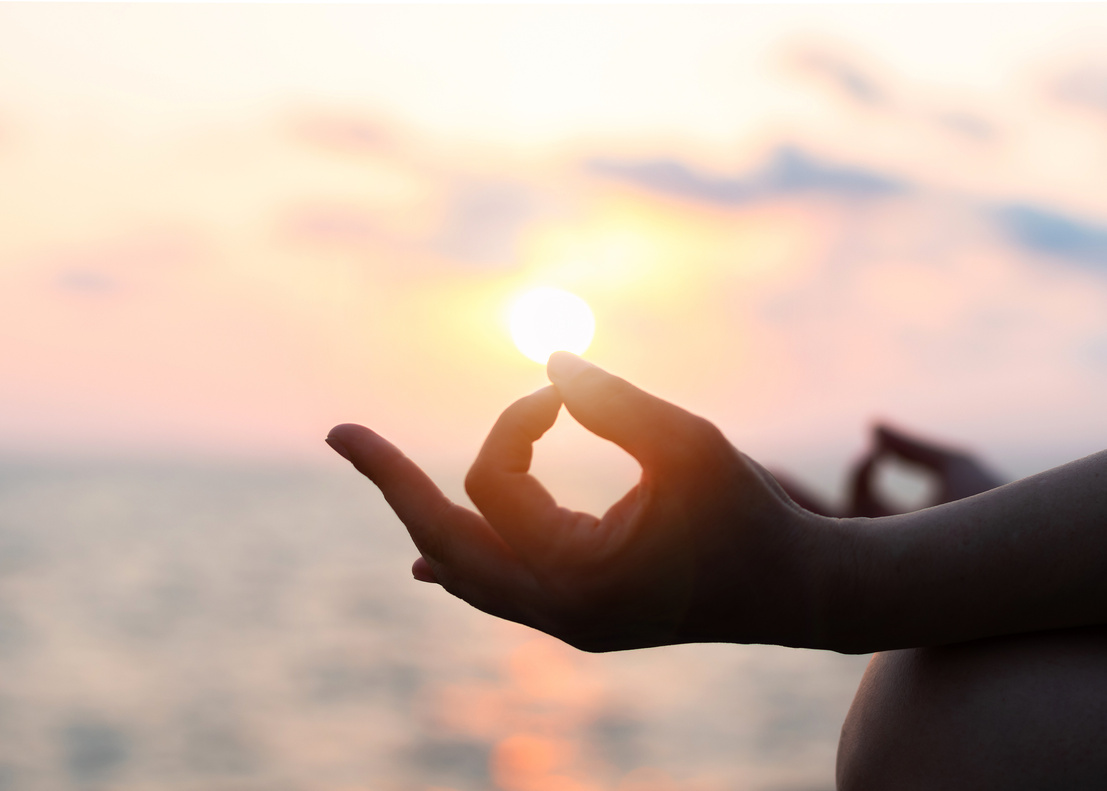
[290,112,392,157]
[589,145,1107,272]
[934,111,996,142]
[586,146,905,206]
[432,179,544,269]
[792,47,887,107]
[56,269,121,296]
[42,233,200,297]
[1052,65,1107,117]
[786,43,1000,146]
[993,204,1107,268]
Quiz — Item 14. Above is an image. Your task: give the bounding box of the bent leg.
[837,626,1107,791]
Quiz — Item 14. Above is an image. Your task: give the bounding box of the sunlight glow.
[508,287,595,364]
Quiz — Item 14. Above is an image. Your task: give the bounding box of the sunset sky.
[3,3,1107,494]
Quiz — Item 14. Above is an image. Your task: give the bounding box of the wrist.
[803,513,888,654]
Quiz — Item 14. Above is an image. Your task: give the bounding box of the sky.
[2,3,1107,497]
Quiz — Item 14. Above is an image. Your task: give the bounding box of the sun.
[508,287,595,364]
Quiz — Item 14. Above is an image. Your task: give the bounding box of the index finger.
[327,423,516,578]
[328,423,458,559]
[874,423,964,469]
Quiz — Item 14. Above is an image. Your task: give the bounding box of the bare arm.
[829,451,1107,653]
[327,353,1107,654]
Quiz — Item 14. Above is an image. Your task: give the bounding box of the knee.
[837,627,1107,791]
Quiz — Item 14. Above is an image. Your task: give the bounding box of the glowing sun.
[508,287,595,364]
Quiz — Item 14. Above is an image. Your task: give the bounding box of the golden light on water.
[508,287,595,364]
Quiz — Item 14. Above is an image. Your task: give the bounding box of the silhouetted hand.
[326,352,831,652]
[329,355,1107,654]
[849,423,1005,517]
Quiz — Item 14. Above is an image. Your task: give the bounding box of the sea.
[0,459,870,791]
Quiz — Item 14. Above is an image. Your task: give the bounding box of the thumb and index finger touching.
[326,353,686,567]
[872,423,965,469]
[849,424,955,516]
[546,351,696,473]
[467,353,686,562]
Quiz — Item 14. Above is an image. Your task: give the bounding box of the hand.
[326,353,836,652]
[848,423,1005,517]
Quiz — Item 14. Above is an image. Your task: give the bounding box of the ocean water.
[0,460,869,791]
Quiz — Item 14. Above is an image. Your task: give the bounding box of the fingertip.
[530,383,562,409]
[498,383,562,430]
[872,421,898,442]
[324,424,411,486]
[327,424,379,463]
[412,556,439,584]
[325,435,353,462]
[547,351,597,388]
[327,423,378,447]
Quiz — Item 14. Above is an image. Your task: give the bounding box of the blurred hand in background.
[773,424,1005,518]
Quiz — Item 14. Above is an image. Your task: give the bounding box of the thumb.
[547,352,703,471]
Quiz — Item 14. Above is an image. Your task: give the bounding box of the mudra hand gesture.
[326,352,830,652]
[328,352,1107,657]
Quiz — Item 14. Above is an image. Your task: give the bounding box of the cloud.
[793,48,886,107]
[588,144,1107,271]
[290,111,392,157]
[787,44,999,147]
[56,269,120,295]
[45,232,199,296]
[586,146,906,206]
[1052,66,1107,117]
[281,204,381,249]
[432,179,543,268]
[934,111,996,142]
[993,204,1107,268]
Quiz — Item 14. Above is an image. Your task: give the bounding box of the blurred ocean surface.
[0,460,869,791]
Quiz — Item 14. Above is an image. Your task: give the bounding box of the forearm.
[820,449,1107,653]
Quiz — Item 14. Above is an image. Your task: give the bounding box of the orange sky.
[2,4,1107,493]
